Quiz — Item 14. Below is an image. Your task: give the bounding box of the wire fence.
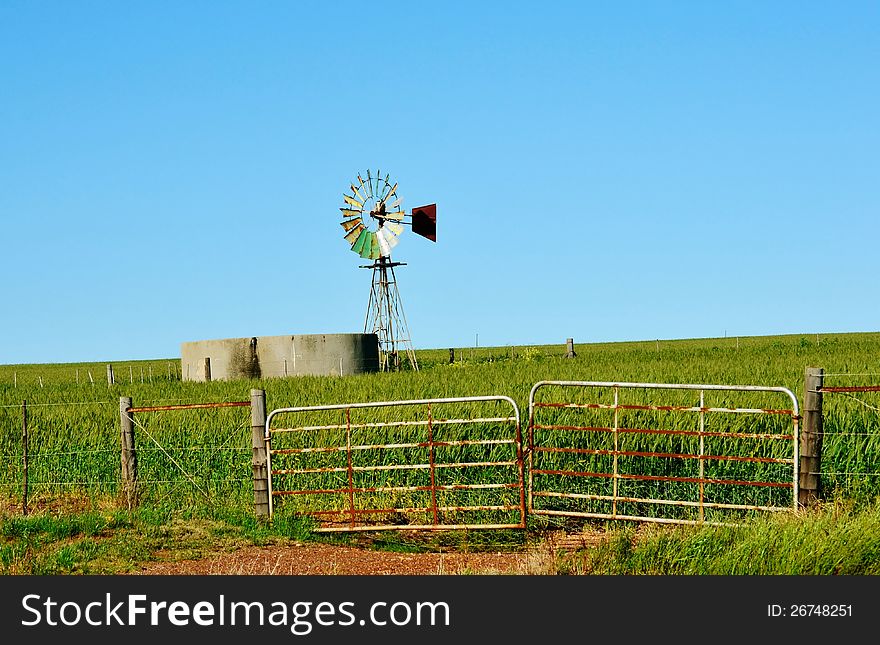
[3,362,183,389]
[817,374,880,501]
[0,397,253,514]
[2,369,880,519]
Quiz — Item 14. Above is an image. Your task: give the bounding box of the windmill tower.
[339,170,436,371]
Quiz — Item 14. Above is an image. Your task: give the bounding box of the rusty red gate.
[265,396,525,532]
[527,381,800,526]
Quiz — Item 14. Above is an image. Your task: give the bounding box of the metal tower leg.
[363,256,419,372]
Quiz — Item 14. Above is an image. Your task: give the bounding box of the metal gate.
[528,381,800,526]
[266,396,525,532]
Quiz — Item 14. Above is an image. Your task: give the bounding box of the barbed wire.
[11,480,117,486]
[0,398,253,409]
[822,373,880,377]
[0,401,113,409]
[819,471,880,477]
[823,391,880,413]
[137,479,249,485]
[137,447,250,452]
[824,431,880,437]
[1,448,251,458]
[24,449,117,457]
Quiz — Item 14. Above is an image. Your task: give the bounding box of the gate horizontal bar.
[534,402,794,415]
[532,424,793,440]
[532,490,792,513]
[270,416,516,434]
[271,438,514,455]
[304,504,520,516]
[267,395,521,425]
[533,509,740,528]
[529,380,800,408]
[315,523,524,533]
[272,482,520,496]
[532,446,793,464]
[272,459,518,476]
[820,385,880,392]
[531,468,793,488]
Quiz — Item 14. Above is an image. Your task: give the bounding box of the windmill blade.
[376,224,400,248]
[340,207,361,217]
[359,231,377,259]
[340,217,362,232]
[381,210,406,221]
[344,223,364,245]
[343,194,363,208]
[352,228,370,255]
[368,232,380,259]
[376,227,392,257]
[351,183,364,202]
[389,197,403,209]
[366,170,374,197]
[385,222,404,236]
[380,181,397,203]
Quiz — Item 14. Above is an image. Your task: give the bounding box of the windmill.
[339,170,436,371]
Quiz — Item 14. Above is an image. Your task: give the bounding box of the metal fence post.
[799,367,824,508]
[120,396,138,510]
[251,389,270,519]
[21,401,28,516]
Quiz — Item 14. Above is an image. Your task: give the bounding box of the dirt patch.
[132,529,611,575]
[134,543,526,575]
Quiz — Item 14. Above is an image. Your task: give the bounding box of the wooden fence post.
[799,367,824,508]
[565,338,577,358]
[120,396,138,510]
[449,348,455,364]
[204,357,212,382]
[251,389,270,520]
[21,401,28,516]
[107,364,114,385]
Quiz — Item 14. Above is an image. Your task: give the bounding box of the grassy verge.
[0,497,316,574]
[2,496,879,575]
[555,497,880,575]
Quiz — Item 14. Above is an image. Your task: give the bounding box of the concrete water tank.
[180,333,380,382]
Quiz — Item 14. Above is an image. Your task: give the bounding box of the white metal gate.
[266,396,525,532]
[527,381,800,526]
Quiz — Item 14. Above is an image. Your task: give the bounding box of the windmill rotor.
[338,170,436,372]
[340,171,436,261]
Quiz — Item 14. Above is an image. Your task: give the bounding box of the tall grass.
[565,498,880,575]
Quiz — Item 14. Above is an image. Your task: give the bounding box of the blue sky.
[1,1,877,364]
